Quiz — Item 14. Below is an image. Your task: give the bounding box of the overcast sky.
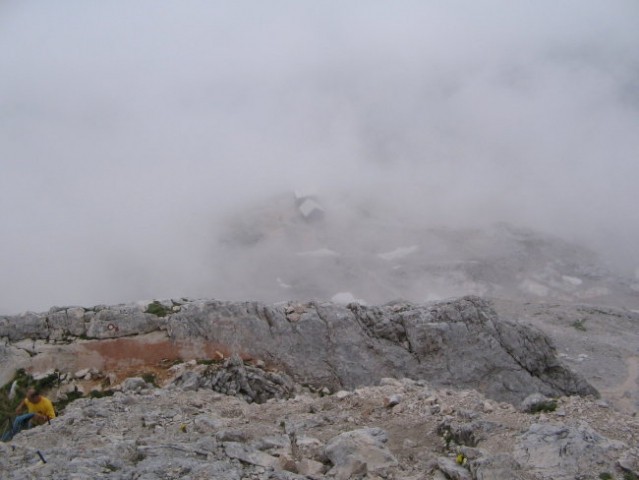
[1,1,638,314]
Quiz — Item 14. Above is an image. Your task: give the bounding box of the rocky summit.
[1,295,638,479]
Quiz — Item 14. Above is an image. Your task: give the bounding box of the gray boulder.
[437,457,472,480]
[324,427,398,478]
[165,295,596,404]
[514,421,628,480]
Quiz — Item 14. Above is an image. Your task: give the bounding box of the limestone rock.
[469,453,525,480]
[121,377,149,392]
[1,295,598,407]
[514,421,628,479]
[223,442,279,468]
[324,427,398,476]
[618,448,639,475]
[437,457,472,480]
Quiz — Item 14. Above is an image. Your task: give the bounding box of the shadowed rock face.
[0,296,595,404]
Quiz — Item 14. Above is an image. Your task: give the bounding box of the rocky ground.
[2,293,639,478]
[1,374,638,480]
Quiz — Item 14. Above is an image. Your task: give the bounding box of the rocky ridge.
[1,296,596,404]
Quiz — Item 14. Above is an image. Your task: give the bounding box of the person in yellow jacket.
[1,388,56,441]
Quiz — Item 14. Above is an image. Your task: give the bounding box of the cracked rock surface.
[1,296,595,404]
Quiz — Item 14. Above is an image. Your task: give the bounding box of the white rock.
[324,427,398,474]
[74,368,90,379]
[298,198,324,220]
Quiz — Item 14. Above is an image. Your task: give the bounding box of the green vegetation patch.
[89,389,115,399]
[141,373,158,387]
[196,358,226,366]
[529,399,558,413]
[145,301,172,317]
[55,390,84,412]
[571,319,587,332]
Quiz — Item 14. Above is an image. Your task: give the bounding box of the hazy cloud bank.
[1,1,638,313]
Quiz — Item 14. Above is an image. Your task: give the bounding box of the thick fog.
[1,1,638,314]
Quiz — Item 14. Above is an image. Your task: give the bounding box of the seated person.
[1,387,56,441]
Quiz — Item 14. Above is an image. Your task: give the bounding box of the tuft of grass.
[141,373,158,387]
[104,462,119,472]
[89,389,115,399]
[196,358,225,366]
[529,400,558,413]
[571,319,587,332]
[54,390,84,412]
[145,301,172,317]
[624,472,639,480]
[599,473,614,480]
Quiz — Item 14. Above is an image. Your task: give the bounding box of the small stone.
[335,390,351,400]
[385,394,402,408]
[403,439,417,449]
